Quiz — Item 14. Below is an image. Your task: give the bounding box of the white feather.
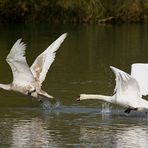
[131,63,148,96]
[0,34,67,100]
[110,66,141,106]
[6,39,35,85]
[78,66,148,111]
[30,33,67,84]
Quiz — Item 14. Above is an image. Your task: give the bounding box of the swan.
[0,33,67,102]
[131,63,148,96]
[77,66,148,114]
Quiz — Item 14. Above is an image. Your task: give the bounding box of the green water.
[0,24,148,147]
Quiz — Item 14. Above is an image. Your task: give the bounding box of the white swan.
[131,63,148,96]
[0,33,67,102]
[77,66,148,113]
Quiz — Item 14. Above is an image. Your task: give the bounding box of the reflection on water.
[116,126,148,148]
[11,118,55,148]
[0,24,148,147]
[0,107,148,147]
[80,124,148,148]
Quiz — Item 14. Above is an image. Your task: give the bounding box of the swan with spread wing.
[77,66,148,113]
[0,33,67,101]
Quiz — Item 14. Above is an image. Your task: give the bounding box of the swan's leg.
[124,107,138,114]
[39,99,43,103]
[124,108,132,114]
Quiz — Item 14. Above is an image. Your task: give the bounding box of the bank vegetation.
[0,0,148,24]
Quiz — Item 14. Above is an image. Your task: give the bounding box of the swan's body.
[77,66,148,113]
[0,33,67,101]
[131,63,148,96]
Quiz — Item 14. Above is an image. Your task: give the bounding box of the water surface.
[0,24,148,147]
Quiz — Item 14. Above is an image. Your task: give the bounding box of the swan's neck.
[80,94,112,103]
[0,84,11,91]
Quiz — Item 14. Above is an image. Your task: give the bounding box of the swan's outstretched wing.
[30,33,67,85]
[6,39,35,85]
[131,63,148,96]
[110,66,141,102]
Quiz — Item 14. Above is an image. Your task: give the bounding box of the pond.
[0,24,148,147]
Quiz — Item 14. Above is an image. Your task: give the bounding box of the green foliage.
[100,0,148,23]
[0,0,148,24]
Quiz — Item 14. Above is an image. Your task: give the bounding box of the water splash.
[53,100,61,109]
[101,103,111,114]
[40,99,61,111]
[41,100,52,110]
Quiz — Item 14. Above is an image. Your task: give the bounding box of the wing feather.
[131,63,148,96]
[30,33,67,84]
[110,66,141,101]
[6,39,35,85]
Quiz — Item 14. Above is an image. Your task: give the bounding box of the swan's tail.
[0,84,11,91]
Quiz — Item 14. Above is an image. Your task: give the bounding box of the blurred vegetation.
[0,0,148,24]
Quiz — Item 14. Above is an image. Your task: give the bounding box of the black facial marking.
[27,89,36,96]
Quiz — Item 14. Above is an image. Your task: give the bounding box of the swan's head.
[76,94,88,101]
